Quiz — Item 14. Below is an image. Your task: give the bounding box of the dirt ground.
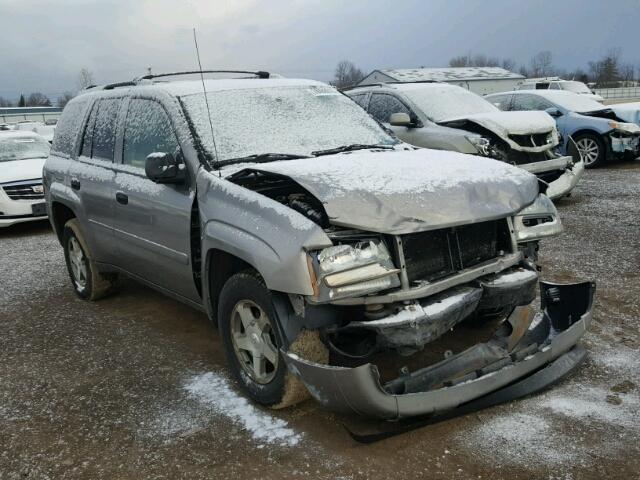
[1,161,639,480]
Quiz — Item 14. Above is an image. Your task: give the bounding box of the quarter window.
[368,94,411,123]
[349,93,369,109]
[122,99,181,169]
[487,94,512,111]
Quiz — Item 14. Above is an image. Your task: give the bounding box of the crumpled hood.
[611,102,640,126]
[0,157,45,184]
[439,111,558,153]
[227,148,539,234]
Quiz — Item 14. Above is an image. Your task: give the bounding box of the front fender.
[197,170,332,298]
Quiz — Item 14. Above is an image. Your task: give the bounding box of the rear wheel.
[572,133,605,168]
[63,219,118,300]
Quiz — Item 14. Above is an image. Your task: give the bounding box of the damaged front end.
[283,281,595,419]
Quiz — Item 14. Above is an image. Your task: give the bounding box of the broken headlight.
[609,121,640,135]
[465,136,491,156]
[513,194,562,243]
[308,240,400,302]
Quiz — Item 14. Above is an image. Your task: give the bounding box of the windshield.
[0,134,50,163]
[180,85,397,162]
[402,86,499,123]
[548,93,606,113]
[561,81,591,94]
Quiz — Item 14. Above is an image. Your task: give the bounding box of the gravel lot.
[1,161,639,479]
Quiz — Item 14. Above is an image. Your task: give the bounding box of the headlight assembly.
[513,194,562,243]
[308,240,400,302]
[465,136,491,156]
[609,121,640,135]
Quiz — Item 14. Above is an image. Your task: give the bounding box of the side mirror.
[145,152,185,184]
[545,107,562,118]
[389,112,412,127]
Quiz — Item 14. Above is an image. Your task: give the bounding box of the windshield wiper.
[216,153,310,168]
[311,144,394,157]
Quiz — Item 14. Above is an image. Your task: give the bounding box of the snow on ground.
[184,372,302,447]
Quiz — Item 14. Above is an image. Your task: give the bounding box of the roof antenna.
[193,27,220,172]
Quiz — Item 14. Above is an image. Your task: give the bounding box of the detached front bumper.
[283,281,595,420]
[519,156,584,200]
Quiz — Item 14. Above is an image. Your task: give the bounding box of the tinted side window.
[92,99,121,161]
[123,99,180,169]
[512,95,553,111]
[368,94,411,123]
[51,98,90,157]
[349,93,368,109]
[487,95,512,111]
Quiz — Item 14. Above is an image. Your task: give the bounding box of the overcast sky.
[1,0,639,101]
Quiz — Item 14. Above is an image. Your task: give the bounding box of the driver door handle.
[115,192,128,205]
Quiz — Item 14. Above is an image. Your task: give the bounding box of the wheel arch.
[50,201,77,244]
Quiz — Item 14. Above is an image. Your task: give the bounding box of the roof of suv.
[80,78,327,99]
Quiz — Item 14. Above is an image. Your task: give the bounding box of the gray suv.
[44,71,594,420]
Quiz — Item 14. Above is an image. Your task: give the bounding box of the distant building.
[0,106,63,124]
[357,67,525,95]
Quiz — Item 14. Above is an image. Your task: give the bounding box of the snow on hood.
[439,111,556,137]
[227,148,539,234]
[0,157,45,184]
[611,102,640,126]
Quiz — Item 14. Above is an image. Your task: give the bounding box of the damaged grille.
[2,182,44,200]
[509,132,552,148]
[506,150,549,165]
[400,220,510,284]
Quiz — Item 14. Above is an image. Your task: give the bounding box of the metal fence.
[594,87,640,100]
[0,112,61,124]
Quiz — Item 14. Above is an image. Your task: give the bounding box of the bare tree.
[26,92,52,107]
[530,51,554,77]
[331,60,365,88]
[449,53,516,71]
[57,92,75,108]
[76,68,95,91]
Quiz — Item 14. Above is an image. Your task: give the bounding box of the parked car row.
[39,71,594,420]
[345,82,583,199]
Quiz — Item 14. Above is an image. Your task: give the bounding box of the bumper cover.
[545,159,584,200]
[283,281,595,419]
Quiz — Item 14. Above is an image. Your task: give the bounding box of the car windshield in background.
[561,81,592,94]
[180,85,397,162]
[546,93,606,113]
[402,86,499,123]
[0,135,50,163]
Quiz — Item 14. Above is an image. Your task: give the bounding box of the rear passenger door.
[69,97,122,264]
[112,98,199,302]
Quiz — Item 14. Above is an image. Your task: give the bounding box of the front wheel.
[571,133,606,168]
[218,271,324,408]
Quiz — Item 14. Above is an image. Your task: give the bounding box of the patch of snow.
[184,372,302,447]
[489,268,537,285]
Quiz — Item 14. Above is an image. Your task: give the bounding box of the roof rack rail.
[136,70,270,81]
[345,80,440,90]
[103,81,138,90]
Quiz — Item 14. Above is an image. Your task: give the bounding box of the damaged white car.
[345,82,583,199]
[44,73,594,423]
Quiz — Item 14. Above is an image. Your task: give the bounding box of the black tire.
[62,219,118,301]
[218,271,289,406]
[570,133,606,168]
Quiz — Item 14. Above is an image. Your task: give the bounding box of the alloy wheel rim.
[230,300,279,384]
[68,237,87,290]
[576,138,599,165]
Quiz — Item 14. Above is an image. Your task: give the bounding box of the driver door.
[112,98,199,302]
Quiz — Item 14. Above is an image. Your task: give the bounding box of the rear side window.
[80,102,98,157]
[368,94,411,123]
[512,94,554,111]
[51,98,89,157]
[123,99,180,169]
[487,94,512,110]
[349,93,369,109]
[92,99,121,161]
